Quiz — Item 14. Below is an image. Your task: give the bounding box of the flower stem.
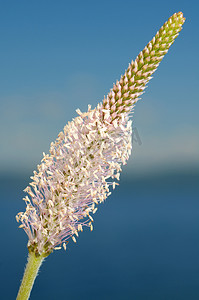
[16,252,45,300]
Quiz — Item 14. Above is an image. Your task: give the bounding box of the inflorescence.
[16,12,185,257]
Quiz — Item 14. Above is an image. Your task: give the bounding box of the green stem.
[16,252,45,300]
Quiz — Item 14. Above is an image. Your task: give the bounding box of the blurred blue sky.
[0,0,198,176]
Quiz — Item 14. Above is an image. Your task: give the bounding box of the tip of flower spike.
[172,11,185,26]
[176,11,185,18]
[101,12,185,123]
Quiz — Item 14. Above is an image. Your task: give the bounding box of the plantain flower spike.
[16,12,185,257]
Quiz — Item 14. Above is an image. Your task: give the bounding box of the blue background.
[0,0,198,299]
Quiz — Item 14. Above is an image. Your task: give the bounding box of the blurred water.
[0,170,199,300]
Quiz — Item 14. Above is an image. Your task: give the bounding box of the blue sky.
[0,0,198,176]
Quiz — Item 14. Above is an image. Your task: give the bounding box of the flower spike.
[16,12,185,257]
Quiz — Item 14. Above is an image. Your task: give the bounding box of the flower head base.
[16,12,185,256]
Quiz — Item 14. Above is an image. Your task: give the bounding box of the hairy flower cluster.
[16,12,185,256]
[17,106,132,256]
